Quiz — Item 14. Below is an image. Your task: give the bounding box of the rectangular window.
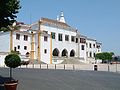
[93,44,95,48]
[51,32,55,39]
[80,38,86,43]
[58,33,62,41]
[89,43,92,48]
[90,52,92,57]
[65,35,69,41]
[17,45,20,49]
[96,45,100,48]
[24,35,28,41]
[14,47,17,51]
[81,45,85,50]
[71,36,75,42]
[76,38,78,43]
[94,53,96,57]
[16,34,20,40]
[44,49,47,54]
[44,36,48,41]
[24,46,27,50]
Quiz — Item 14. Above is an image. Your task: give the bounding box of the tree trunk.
[10,68,12,81]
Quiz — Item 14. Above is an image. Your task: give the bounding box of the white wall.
[86,39,96,57]
[42,25,77,57]
[0,53,8,66]
[0,32,10,52]
[40,35,51,64]
[86,39,97,63]
[13,32,31,55]
[79,43,86,62]
[52,40,77,57]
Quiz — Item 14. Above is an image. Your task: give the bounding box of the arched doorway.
[52,48,59,56]
[26,52,30,57]
[70,50,75,57]
[62,49,68,57]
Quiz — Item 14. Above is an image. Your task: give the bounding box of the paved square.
[0,68,120,90]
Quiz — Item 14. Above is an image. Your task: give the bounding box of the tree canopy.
[0,0,21,31]
[4,53,21,68]
[95,52,112,63]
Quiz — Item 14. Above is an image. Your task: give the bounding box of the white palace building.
[0,11,102,66]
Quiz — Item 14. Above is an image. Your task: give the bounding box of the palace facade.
[0,12,101,65]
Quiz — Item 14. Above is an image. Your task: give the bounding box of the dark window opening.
[70,50,75,57]
[90,52,92,57]
[62,49,68,57]
[26,52,30,57]
[16,34,20,40]
[89,43,92,48]
[76,38,78,43]
[80,38,86,43]
[44,49,47,54]
[14,47,17,51]
[18,45,20,49]
[65,35,69,41]
[58,34,62,41]
[24,46,27,50]
[53,48,59,56]
[24,35,28,41]
[94,53,96,57]
[93,44,95,48]
[81,45,85,50]
[71,36,75,42]
[51,32,55,39]
[44,36,48,41]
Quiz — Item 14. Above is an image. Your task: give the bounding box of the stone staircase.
[61,57,85,64]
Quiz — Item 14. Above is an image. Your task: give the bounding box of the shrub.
[5,54,21,68]
[4,53,21,80]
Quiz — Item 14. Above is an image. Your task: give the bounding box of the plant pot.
[4,80,18,90]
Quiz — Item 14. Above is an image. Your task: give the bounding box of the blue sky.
[17,0,120,55]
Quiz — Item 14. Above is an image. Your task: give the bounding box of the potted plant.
[4,53,21,90]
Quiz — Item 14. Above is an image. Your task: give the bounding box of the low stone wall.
[2,64,120,73]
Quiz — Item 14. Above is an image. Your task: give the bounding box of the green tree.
[0,0,21,31]
[95,52,112,63]
[4,53,21,80]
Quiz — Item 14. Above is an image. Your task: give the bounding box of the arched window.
[62,49,68,57]
[70,50,75,57]
[52,48,59,56]
[26,52,30,57]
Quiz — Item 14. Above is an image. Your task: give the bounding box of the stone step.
[61,58,85,64]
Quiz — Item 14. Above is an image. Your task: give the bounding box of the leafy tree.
[95,53,103,60]
[0,0,21,31]
[4,53,21,80]
[95,52,112,63]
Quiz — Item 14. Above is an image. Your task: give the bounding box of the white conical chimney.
[59,11,66,23]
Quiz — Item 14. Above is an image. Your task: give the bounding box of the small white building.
[0,11,102,66]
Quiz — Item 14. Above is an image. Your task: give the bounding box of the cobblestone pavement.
[0,68,120,90]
